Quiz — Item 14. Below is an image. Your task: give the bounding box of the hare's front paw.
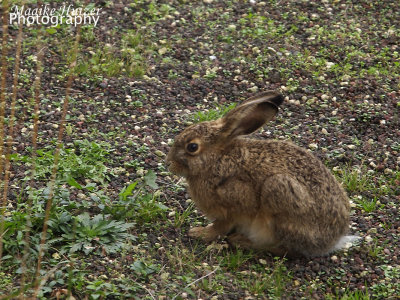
[189,224,219,242]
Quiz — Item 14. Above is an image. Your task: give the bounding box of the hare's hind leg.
[227,232,253,249]
[227,232,288,256]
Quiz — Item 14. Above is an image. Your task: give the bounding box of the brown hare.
[166,91,359,257]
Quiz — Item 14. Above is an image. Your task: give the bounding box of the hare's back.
[238,139,348,204]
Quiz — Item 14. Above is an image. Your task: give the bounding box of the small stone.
[155,150,165,157]
[248,86,259,93]
[311,13,320,20]
[321,94,329,100]
[326,62,335,69]
[252,46,261,54]
[160,272,170,281]
[384,168,393,174]
[158,47,168,55]
[365,235,373,243]
[321,128,328,135]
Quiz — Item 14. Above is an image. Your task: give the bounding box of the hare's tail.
[331,235,362,252]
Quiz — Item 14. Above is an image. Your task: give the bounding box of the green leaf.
[155,203,168,211]
[66,176,83,189]
[70,242,83,253]
[46,28,57,35]
[144,170,158,189]
[119,181,138,200]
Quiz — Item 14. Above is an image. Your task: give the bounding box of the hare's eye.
[186,143,199,153]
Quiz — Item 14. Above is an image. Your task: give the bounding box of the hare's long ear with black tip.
[219,91,283,139]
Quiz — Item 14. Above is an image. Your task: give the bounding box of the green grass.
[76,31,148,78]
[333,165,397,213]
[327,289,370,300]
[192,102,237,123]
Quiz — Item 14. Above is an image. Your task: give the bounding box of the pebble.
[158,47,168,55]
[384,168,393,174]
[248,86,259,92]
[252,46,261,54]
[259,259,267,265]
[321,94,329,100]
[155,150,165,157]
[326,62,335,69]
[365,235,373,243]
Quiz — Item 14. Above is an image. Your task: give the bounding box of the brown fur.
[166,91,350,257]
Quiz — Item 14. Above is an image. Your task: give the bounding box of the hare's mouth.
[167,161,188,177]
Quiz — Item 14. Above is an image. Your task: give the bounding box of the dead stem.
[0,0,10,262]
[32,19,83,299]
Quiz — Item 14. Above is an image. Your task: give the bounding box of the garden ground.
[0,0,399,299]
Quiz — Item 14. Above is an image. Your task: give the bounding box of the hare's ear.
[220,91,283,138]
